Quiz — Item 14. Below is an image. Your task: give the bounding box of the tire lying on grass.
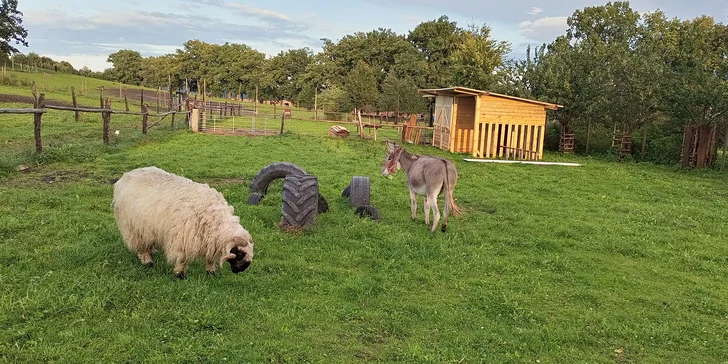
[354,205,381,221]
[280,174,319,230]
[348,176,370,207]
[247,161,328,213]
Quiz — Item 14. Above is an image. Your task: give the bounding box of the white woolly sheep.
[112,166,254,279]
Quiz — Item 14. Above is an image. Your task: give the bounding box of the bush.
[642,134,683,165]
[0,74,32,87]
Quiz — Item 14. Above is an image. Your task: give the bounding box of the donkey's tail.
[442,160,462,218]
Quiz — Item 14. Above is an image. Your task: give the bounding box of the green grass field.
[1,72,727,363]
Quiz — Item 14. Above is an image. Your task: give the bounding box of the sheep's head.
[222,232,254,273]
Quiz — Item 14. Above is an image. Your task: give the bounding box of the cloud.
[518,16,568,42]
[222,3,291,21]
[40,54,112,72]
[22,5,319,66]
[527,7,544,15]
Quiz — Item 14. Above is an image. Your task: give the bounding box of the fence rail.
[1,82,190,153]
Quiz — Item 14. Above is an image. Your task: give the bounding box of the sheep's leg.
[138,252,153,268]
[206,260,219,276]
[171,256,189,280]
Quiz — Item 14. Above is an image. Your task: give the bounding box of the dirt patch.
[0,93,78,108]
[201,177,247,187]
[0,168,116,188]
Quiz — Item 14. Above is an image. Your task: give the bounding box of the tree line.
[4,1,728,164]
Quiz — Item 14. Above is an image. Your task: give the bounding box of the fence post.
[142,104,148,135]
[124,87,129,111]
[171,112,175,128]
[71,86,79,121]
[280,113,285,135]
[100,86,104,108]
[140,89,144,112]
[34,93,45,153]
[103,99,111,145]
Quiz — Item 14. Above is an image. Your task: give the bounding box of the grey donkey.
[381,140,462,232]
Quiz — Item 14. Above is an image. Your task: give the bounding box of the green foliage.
[344,60,377,111]
[318,85,351,114]
[450,23,511,91]
[106,50,144,86]
[378,71,426,114]
[0,0,27,56]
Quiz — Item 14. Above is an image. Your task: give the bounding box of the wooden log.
[0,108,47,114]
[34,93,45,153]
[103,99,111,145]
[72,86,79,121]
[147,112,171,130]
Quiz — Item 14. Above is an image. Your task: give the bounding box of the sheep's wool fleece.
[112,166,251,264]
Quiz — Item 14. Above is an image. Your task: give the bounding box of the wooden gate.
[433,96,453,150]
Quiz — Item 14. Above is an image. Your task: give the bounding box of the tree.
[345,60,378,113]
[0,0,27,57]
[408,15,460,88]
[266,48,313,104]
[378,71,426,122]
[107,50,144,85]
[450,22,511,90]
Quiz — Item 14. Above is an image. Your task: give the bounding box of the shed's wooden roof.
[418,87,563,110]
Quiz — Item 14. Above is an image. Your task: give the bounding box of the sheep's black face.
[229,246,251,273]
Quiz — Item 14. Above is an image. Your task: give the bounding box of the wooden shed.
[419,87,562,160]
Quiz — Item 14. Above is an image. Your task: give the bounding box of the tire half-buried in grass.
[280,174,319,230]
[348,176,370,207]
[248,161,328,213]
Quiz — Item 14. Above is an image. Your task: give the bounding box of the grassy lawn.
[1,114,727,362]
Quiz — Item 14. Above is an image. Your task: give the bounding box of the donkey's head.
[382,140,403,177]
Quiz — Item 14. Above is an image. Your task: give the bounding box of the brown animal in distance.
[381,140,462,232]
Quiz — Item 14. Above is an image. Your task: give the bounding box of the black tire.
[354,205,381,221]
[317,193,329,214]
[280,174,319,230]
[247,192,264,205]
[250,162,307,196]
[341,185,350,198]
[348,176,370,207]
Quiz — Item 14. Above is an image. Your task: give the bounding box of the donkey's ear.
[385,140,395,151]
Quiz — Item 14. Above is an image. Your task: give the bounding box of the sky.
[18,0,728,72]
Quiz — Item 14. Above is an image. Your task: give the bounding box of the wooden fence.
[1,84,190,153]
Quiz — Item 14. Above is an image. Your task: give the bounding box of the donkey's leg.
[409,189,417,220]
[423,195,430,226]
[429,192,441,233]
[441,191,450,233]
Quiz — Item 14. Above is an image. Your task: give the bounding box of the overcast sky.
[19,0,728,71]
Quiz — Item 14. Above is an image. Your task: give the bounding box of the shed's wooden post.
[472,95,481,157]
[449,98,458,153]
